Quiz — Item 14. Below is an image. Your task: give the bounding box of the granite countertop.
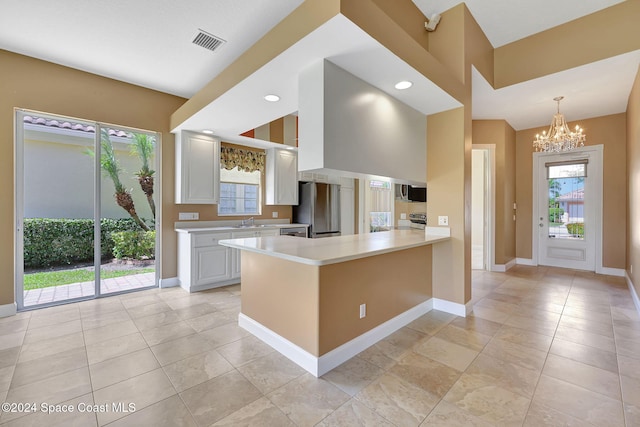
[218,228,450,266]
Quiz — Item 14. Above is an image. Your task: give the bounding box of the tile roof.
[23,115,131,138]
[557,188,584,201]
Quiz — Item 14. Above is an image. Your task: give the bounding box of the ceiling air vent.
[192,29,226,52]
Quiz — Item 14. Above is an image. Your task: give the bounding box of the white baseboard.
[433,298,471,317]
[626,271,640,316]
[159,277,180,288]
[0,303,17,318]
[598,266,625,277]
[516,258,536,266]
[239,299,434,377]
[492,258,517,272]
[181,278,241,293]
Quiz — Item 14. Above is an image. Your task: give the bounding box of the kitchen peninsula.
[219,228,450,376]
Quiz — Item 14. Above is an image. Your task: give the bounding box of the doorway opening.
[471,146,495,271]
[15,110,160,310]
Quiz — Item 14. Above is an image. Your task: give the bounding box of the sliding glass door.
[98,126,157,295]
[15,110,158,309]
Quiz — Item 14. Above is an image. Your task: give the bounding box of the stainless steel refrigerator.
[293,182,341,238]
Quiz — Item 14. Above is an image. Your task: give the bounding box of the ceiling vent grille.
[192,30,225,52]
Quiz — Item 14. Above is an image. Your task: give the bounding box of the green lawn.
[24,268,154,290]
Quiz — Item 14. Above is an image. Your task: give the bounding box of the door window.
[546,160,587,240]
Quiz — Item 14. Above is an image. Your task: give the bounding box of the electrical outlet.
[438,216,448,226]
[178,212,199,220]
[400,213,407,220]
[359,303,366,319]
[272,212,278,218]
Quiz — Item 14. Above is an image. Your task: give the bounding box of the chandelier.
[533,96,586,152]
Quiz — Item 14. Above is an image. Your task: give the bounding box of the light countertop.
[175,223,309,233]
[219,228,450,266]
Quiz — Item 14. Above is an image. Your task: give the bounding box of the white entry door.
[535,147,602,271]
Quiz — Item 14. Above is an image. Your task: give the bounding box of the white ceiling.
[0,0,637,132]
[0,0,304,98]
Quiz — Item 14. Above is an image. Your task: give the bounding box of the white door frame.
[14,110,25,311]
[472,145,496,271]
[532,145,603,272]
[14,109,161,310]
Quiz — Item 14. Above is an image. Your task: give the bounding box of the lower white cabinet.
[194,246,232,285]
[231,229,279,278]
[177,227,280,292]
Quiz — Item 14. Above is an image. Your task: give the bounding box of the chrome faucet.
[241,217,254,226]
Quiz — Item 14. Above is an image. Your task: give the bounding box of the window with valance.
[218,146,265,215]
[220,146,265,172]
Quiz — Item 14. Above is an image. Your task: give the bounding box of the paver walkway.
[23,272,155,306]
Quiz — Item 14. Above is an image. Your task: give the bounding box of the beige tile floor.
[0,265,639,426]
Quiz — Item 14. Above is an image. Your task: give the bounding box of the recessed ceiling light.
[202,129,214,134]
[264,94,280,102]
[395,81,413,90]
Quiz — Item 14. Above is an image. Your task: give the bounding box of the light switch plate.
[438,216,448,226]
[272,212,278,218]
[400,213,407,220]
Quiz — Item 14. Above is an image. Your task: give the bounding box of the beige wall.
[494,0,640,89]
[515,113,627,269]
[0,50,186,307]
[0,51,293,309]
[427,108,469,304]
[472,120,516,265]
[240,245,432,356]
[425,4,494,305]
[627,68,640,294]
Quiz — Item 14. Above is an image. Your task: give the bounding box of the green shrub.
[111,230,156,260]
[548,207,564,223]
[566,223,584,237]
[23,218,144,268]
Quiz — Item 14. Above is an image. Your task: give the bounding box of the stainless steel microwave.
[395,184,426,202]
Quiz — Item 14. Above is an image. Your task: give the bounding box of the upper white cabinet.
[266,148,298,205]
[175,131,220,204]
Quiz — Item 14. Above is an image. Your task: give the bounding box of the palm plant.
[131,133,156,220]
[548,178,563,224]
[88,130,150,231]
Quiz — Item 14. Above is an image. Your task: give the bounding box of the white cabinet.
[178,227,281,291]
[340,178,355,236]
[175,131,220,204]
[259,229,279,237]
[177,231,233,292]
[266,148,298,205]
[194,246,231,285]
[231,228,279,278]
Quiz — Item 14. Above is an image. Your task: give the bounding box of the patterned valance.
[220,146,265,172]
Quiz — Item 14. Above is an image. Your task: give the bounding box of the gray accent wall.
[298,59,426,184]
